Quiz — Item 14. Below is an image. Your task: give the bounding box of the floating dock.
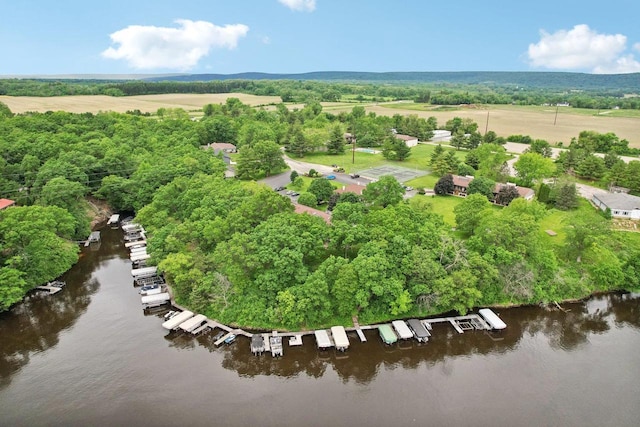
[288,335,303,346]
[35,285,63,295]
[84,231,101,247]
[422,314,492,334]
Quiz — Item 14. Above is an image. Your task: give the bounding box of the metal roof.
[593,192,640,211]
[314,329,333,348]
[330,326,350,349]
[378,324,398,344]
[391,320,414,340]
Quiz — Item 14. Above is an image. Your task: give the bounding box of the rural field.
[0,93,282,114]
[2,93,638,148]
[327,102,640,148]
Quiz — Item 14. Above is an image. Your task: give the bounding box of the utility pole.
[554,104,559,126]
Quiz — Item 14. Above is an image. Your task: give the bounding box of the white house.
[592,193,640,220]
[395,134,419,147]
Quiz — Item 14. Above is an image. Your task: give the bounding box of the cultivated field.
[0,93,282,114]
[328,102,640,148]
[3,93,638,147]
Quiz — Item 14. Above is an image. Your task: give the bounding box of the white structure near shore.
[592,193,640,220]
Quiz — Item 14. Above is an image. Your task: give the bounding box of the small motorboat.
[163,310,178,320]
[224,334,237,345]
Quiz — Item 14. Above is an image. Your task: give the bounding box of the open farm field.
[0,93,282,114]
[329,102,640,148]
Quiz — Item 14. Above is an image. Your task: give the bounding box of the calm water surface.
[1,226,639,426]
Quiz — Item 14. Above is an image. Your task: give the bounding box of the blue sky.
[2,0,639,75]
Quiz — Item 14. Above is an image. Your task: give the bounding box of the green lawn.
[409,194,465,226]
[300,143,463,175]
[404,174,440,189]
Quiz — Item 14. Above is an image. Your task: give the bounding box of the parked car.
[333,167,345,172]
[326,175,336,180]
[404,186,414,191]
[274,186,285,191]
[350,173,360,179]
[290,191,300,196]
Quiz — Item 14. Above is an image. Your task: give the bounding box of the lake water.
[1,226,639,426]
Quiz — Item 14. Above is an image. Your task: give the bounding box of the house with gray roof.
[592,193,640,220]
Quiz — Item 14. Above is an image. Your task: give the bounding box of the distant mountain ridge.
[145,71,640,91]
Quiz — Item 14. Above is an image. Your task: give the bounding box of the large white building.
[592,193,640,220]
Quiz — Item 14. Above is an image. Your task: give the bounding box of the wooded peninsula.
[1,77,639,330]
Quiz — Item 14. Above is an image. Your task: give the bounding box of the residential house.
[294,204,331,224]
[494,183,535,201]
[0,198,15,210]
[592,193,640,220]
[335,184,366,196]
[452,175,473,196]
[395,134,419,147]
[449,175,534,202]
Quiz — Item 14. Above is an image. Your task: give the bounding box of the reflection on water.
[1,226,639,427]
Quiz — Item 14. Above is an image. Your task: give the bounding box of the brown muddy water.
[1,226,639,427]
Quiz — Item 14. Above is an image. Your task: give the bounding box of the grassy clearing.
[404,174,439,189]
[410,194,464,226]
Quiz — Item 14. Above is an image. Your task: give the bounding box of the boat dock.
[269,332,283,357]
[107,214,120,226]
[84,231,101,247]
[422,314,492,334]
[35,285,63,295]
[351,316,367,342]
[117,219,507,360]
[251,335,265,355]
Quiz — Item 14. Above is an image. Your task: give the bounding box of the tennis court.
[357,165,428,182]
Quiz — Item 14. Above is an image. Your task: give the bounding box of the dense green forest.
[2,73,640,109]
[1,97,639,327]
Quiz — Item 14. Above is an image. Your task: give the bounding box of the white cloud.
[278,0,316,12]
[527,24,640,74]
[634,42,640,53]
[261,36,271,45]
[593,55,640,74]
[102,19,249,70]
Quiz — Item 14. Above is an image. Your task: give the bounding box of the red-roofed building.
[294,204,331,224]
[0,198,15,210]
